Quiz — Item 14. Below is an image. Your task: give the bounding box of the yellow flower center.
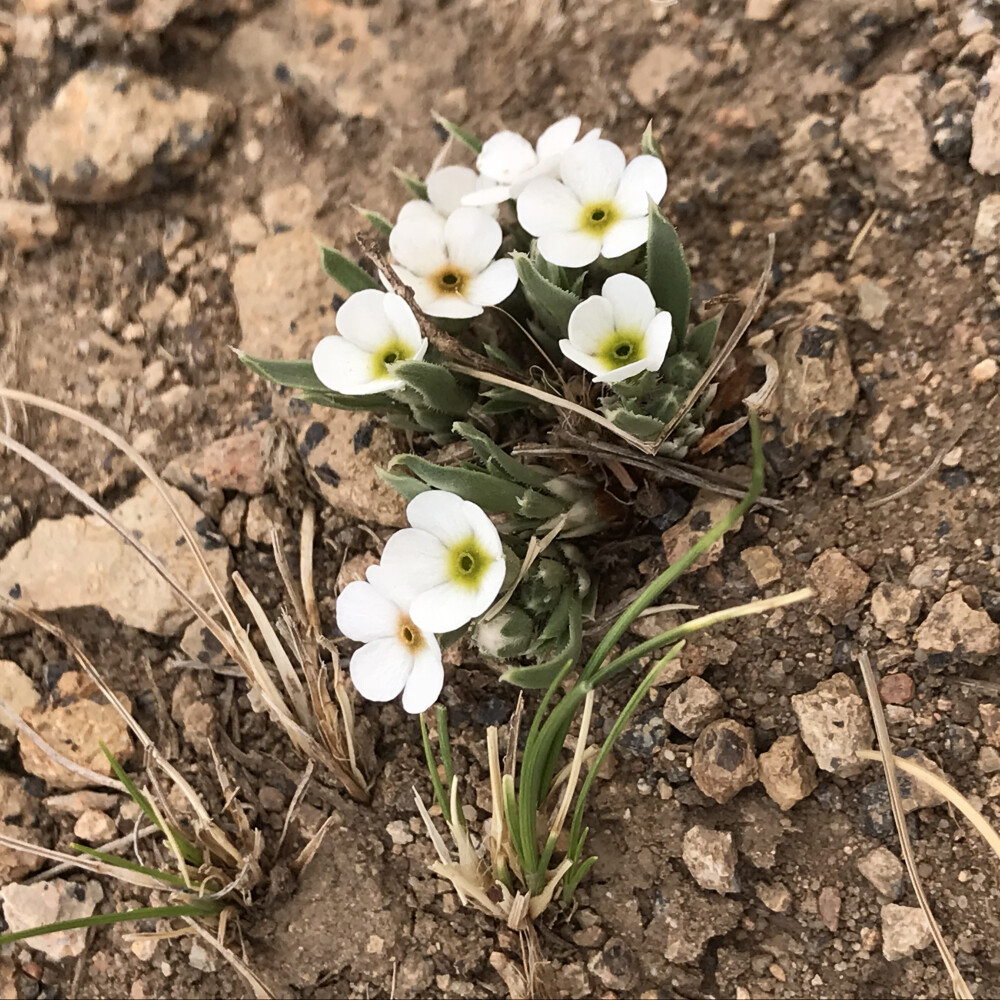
[447,535,492,590]
[597,330,646,371]
[431,265,470,296]
[397,614,425,651]
[370,337,413,379]
[579,200,619,237]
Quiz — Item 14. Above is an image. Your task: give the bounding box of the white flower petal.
[379,527,450,597]
[365,563,423,611]
[642,311,673,371]
[406,489,475,546]
[382,292,424,351]
[474,558,507,614]
[421,294,483,319]
[559,139,626,204]
[600,217,650,259]
[410,582,487,633]
[462,183,512,207]
[580,127,603,143]
[600,273,657,332]
[614,154,668,218]
[536,231,602,268]
[401,641,444,713]
[427,165,480,217]
[567,294,615,353]
[593,357,650,384]
[515,177,581,237]
[349,637,412,703]
[463,258,518,308]
[313,335,396,395]
[444,207,502,275]
[390,201,447,275]
[336,580,401,642]
[534,116,582,160]
[560,339,609,377]
[406,491,502,558]
[392,267,445,315]
[477,131,538,184]
[335,288,393,350]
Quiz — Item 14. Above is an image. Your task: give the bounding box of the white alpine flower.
[389,203,517,319]
[516,139,668,268]
[336,564,443,714]
[378,490,506,633]
[463,116,601,206]
[425,164,498,218]
[312,288,427,395]
[559,273,672,384]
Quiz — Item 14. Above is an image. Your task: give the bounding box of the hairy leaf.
[431,112,483,154]
[513,251,581,337]
[319,244,378,294]
[646,201,690,342]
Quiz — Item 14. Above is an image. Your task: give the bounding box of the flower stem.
[420,713,451,825]
[579,410,764,685]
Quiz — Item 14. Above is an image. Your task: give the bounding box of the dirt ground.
[2,0,1000,997]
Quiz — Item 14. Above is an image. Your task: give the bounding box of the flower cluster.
[336,490,505,713]
[240,113,747,711]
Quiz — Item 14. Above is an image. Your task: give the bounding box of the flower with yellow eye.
[312,289,427,395]
[378,490,506,633]
[336,564,443,714]
[389,203,517,319]
[516,139,667,268]
[559,273,672,384]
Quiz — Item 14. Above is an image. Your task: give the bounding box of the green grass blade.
[420,714,451,825]
[435,705,454,786]
[71,845,190,889]
[0,902,221,948]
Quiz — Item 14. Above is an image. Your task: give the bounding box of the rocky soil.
[1,0,1000,997]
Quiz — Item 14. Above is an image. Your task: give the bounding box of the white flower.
[463,116,601,206]
[516,139,668,268]
[559,273,672,384]
[336,564,443,714]
[312,289,427,395]
[389,203,517,319]
[426,165,498,218]
[378,490,506,633]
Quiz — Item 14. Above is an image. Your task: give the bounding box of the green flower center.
[579,200,618,237]
[397,614,425,650]
[431,265,469,296]
[596,330,646,371]
[447,535,492,590]
[371,337,413,378]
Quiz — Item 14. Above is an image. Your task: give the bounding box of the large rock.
[0,660,41,737]
[661,492,742,572]
[758,734,817,810]
[0,198,68,251]
[25,67,234,203]
[841,74,941,198]
[0,481,232,636]
[773,304,857,454]
[0,879,103,960]
[0,774,44,882]
[971,54,1000,175]
[792,673,873,776]
[627,44,701,108]
[691,719,758,804]
[806,548,870,625]
[18,672,133,791]
[881,903,933,961]
[234,229,406,527]
[915,591,1000,655]
[682,826,737,894]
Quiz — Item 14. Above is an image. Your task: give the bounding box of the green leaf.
[356,206,393,236]
[453,422,552,489]
[641,120,662,161]
[71,845,189,889]
[517,490,569,522]
[393,168,428,201]
[386,455,528,513]
[298,387,404,413]
[604,405,664,441]
[394,359,476,416]
[500,653,575,689]
[513,251,581,337]
[685,312,721,365]
[646,201,690,342]
[481,387,535,414]
[236,353,327,392]
[660,351,704,391]
[319,244,378,294]
[377,466,431,501]
[431,112,483,154]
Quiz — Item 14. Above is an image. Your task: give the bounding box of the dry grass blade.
[867,422,970,510]
[182,916,276,1000]
[856,650,973,1000]
[653,233,776,449]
